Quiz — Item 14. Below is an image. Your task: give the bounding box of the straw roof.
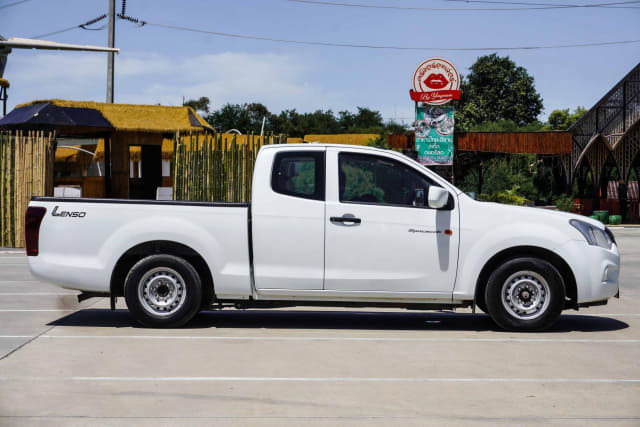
[0,78,9,89]
[303,134,379,145]
[16,99,212,133]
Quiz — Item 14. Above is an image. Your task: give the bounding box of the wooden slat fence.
[455,131,572,154]
[0,131,54,247]
[173,132,286,203]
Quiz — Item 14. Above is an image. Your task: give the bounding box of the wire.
[446,0,638,7]
[31,14,108,39]
[31,25,80,39]
[0,0,33,10]
[143,21,640,51]
[287,0,640,10]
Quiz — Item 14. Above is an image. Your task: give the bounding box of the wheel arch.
[474,246,578,311]
[110,240,215,307]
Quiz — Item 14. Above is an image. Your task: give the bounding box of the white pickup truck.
[26,144,620,331]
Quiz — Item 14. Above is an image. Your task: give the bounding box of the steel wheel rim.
[501,270,550,320]
[138,267,186,317]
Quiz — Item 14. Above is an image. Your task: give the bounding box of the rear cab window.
[271,151,325,201]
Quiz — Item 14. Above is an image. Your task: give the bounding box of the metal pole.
[106,0,115,103]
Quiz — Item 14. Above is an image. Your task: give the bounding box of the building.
[569,63,640,220]
[0,99,212,199]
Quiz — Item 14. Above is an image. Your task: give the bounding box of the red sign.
[411,58,461,105]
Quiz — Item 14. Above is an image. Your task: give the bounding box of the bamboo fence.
[173,132,286,203]
[0,131,54,247]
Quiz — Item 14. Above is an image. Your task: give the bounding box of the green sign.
[415,106,454,165]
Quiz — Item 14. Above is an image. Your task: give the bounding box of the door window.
[339,153,437,207]
[272,151,325,201]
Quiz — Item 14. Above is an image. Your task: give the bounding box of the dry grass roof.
[17,99,212,133]
[0,78,9,89]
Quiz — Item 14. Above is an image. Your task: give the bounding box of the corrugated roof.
[14,99,213,133]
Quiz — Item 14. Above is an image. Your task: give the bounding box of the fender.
[453,221,572,301]
[100,215,251,297]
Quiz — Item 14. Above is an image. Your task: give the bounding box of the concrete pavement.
[0,230,639,425]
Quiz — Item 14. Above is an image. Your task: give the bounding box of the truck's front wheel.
[124,255,202,328]
[485,257,565,331]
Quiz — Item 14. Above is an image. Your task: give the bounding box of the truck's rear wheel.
[124,255,202,328]
[485,257,564,331]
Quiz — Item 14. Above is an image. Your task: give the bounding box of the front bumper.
[555,239,620,304]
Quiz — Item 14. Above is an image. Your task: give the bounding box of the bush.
[553,194,575,212]
[479,186,529,206]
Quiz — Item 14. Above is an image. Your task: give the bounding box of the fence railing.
[172,132,286,203]
[0,131,54,247]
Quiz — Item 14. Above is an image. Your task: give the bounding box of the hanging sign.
[409,58,461,105]
[415,105,454,165]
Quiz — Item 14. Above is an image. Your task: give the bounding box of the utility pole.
[106,0,115,103]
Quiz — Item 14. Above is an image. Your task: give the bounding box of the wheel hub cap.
[138,267,186,317]
[501,271,551,320]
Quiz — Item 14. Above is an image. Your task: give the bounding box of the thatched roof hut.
[0,100,213,199]
[2,99,212,133]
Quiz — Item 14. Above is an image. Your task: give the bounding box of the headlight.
[569,219,614,249]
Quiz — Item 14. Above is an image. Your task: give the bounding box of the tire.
[484,257,565,331]
[124,254,202,328]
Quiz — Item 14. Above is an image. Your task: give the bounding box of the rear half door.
[252,148,326,290]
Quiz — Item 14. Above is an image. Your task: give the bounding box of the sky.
[1,0,639,125]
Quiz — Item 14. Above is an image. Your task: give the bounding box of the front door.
[324,148,459,295]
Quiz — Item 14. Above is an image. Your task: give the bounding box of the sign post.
[409,58,460,172]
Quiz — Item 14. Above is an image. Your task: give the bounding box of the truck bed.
[28,197,253,298]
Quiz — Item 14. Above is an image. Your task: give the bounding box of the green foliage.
[289,162,316,195]
[459,154,539,201]
[183,97,211,114]
[545,106,587,130]
[204,102,404,137]
[470,119,545,132]
[454,54,543,131]
[341,163,385,202]
[552,194,575,212]
[479,186,529,206]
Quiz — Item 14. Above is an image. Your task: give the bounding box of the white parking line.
[0,293,78,296]
[580,313,640,317]
[0,281,43,284]
[0,376,635,383]
[0,335,638,343]
[0,309,75,312]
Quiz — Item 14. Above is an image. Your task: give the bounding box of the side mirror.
[413,188,425,207]
[428,186,449,209]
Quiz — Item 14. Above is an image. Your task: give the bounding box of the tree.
[455,54,543,130]
[547,106,587,130]
[353,107,384,130]
[183,96,211,114]
[205,102,272,133]
[206,103,250,132]
[202,102,401,136]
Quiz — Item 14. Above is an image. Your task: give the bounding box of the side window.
[339,153,436,207]
[272,151,325,201]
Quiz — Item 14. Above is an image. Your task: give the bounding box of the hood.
[458,194,606,231]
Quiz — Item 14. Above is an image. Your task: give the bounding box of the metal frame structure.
[570,63,640,211]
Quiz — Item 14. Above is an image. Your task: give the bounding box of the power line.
[141,20,640,51]
[31,25,80,39]
[0,0,34,10]
[287,0,640,10]
[446,0,637,7]
[31,15,108,39]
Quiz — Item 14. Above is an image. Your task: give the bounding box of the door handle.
[330,216,361,224]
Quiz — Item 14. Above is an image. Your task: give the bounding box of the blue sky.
[1,0,639,124]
